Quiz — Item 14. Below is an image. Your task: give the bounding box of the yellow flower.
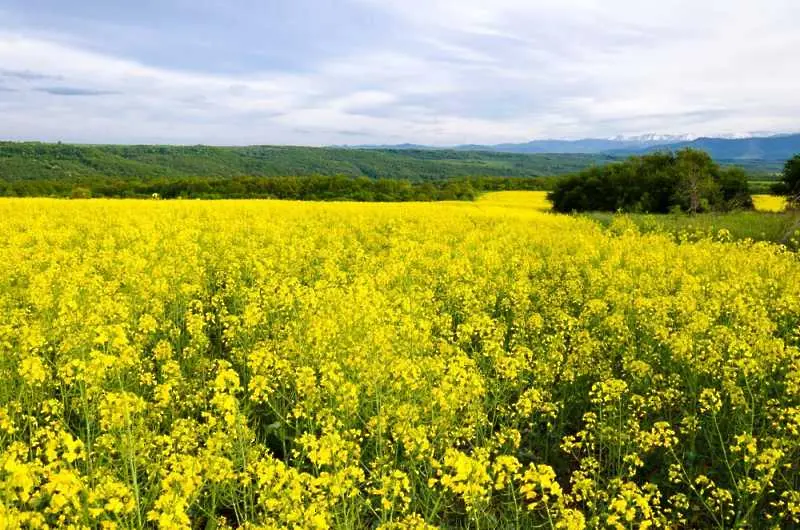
[19,356,47,386]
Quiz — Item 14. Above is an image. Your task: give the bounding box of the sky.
[0,0,798,145]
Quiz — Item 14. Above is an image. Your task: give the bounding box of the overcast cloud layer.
[0,0,798,145]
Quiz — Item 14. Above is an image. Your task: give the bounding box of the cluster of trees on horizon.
[548,149,756,213]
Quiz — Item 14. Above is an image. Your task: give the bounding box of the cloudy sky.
[0,0,798,145]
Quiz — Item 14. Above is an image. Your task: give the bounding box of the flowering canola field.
[752,194,788,213]
[1,193,799,529]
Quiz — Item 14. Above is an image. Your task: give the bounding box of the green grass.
[749,180,778,194]
[586,209,800,249]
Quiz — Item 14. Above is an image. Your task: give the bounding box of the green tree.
[718,167,753,210]
[674,149,719,213]
[781,154,800,205]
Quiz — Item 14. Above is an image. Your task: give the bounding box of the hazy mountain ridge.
[631,134,800,160]
[354,133,800,161]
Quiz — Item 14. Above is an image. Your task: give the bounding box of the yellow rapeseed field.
[475,190,552,212]
[753,194,788,212]
[1,193,799,529]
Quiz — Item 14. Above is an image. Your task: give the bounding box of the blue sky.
[0,0,798,145]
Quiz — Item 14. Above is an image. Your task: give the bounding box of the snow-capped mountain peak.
[608,134,697,144]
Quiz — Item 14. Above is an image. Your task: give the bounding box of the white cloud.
[1,0,799,144]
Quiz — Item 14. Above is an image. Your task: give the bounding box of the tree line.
[0,175,551,201]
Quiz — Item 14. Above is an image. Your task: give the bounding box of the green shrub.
[70,187,92,199]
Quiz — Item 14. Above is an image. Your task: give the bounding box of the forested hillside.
[0,142,782,200]
[0,142,611,181]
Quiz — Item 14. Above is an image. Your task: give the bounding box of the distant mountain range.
[462,135,697,154]
[628,134,800,160]
[354,133,800,161]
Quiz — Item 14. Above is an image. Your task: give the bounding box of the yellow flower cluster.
[0,192,798,528]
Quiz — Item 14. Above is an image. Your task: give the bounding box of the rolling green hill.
[0,142,614,182]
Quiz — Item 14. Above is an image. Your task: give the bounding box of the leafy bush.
[69,186,92,199]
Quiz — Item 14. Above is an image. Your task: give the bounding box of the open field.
[484,191,788,214]
[475,190,553,212]
[1,193,800,528]
[749,181,780,195]
[753,194,788,212]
